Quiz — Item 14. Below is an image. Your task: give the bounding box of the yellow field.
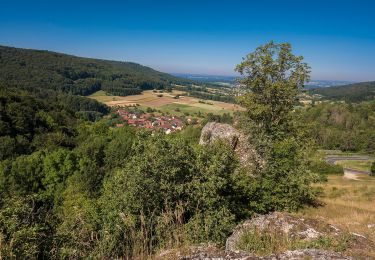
[89,90,243,115]
[295,174,375,257]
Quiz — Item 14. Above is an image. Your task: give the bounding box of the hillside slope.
[310,81,375,102]
[0,45,193,96]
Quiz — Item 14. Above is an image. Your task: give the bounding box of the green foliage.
[0,117,252,258]
[104,128,135,170]
[177,125,202,144]
[236,41,310,134]
[301,101,375,152]
[203,112,233,124]
[42,149,78,201]
[371,161,375,176]
[55,175,100,258]
[309,160,344,176]
[0,151,45,197]
[0,196,46,259]
[236,41,317,212]
[96,135,244,257]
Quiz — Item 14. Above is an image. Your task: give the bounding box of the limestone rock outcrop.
[199,122,261,168]
[226,212,373,259]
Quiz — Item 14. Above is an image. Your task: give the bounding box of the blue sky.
[0,0,374,81]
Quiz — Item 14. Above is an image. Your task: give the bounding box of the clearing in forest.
[89,90,243,115]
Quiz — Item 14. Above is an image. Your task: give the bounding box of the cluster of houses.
[116,109,185,134]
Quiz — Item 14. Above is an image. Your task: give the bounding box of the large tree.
[236,41,317,212]
[236,41,310,135]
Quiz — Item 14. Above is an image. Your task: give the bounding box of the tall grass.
[296,174,375,258]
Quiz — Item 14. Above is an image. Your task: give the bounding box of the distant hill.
[304,80,354,89]
[309,81,375,102]
[0,45,193,96]
[172,73,238,83]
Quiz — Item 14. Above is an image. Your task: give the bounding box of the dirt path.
[343,169,360,180]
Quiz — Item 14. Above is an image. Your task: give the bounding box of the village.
[116,109,187,134]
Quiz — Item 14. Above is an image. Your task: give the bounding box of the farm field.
[89,90,243,115]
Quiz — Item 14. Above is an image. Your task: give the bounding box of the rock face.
[199,122,260,168]
[199,122,240,147]
[226,212,340,251]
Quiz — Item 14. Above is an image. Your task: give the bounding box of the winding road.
[325,155,372,180]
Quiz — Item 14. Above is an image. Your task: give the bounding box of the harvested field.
[89,90,243,115]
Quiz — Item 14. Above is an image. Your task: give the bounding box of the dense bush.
[0,122,252,258]
[203,113,233,124]
[371,161,375,176]
[309,160,344,176]
[94,136,243,257]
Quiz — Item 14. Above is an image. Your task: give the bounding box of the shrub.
[310,160,344,176]
[371,161,375,176]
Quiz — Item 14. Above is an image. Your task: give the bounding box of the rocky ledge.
[159,212,374,260]
[225,212,373,254]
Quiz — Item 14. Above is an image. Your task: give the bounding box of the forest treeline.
[301,101,375,152]
[0,84,109,161]
[0,46,194,96]
[174,85,236,103]
[309,81,375,102]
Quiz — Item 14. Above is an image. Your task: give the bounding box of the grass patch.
[336,160,374,172]
[158,103,232,116]
[235,228,354,256]
[89,90,122,102]
[296,175,375,257]
[89,90,107,96]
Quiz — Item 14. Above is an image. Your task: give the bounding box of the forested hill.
[309,81,375,102]
[0,45,193,96]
